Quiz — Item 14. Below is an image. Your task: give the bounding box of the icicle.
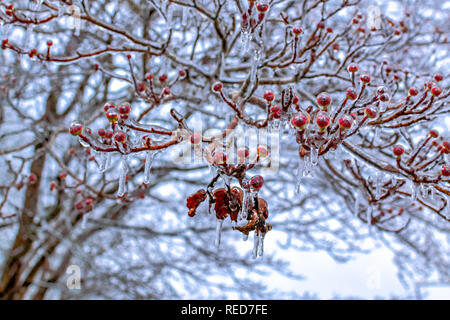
[242,233,249,241]
[143,152,155,184]
[58,1,65,17]
[181,7,188,27]
[98,152,108,172]
[240,189,250,221]
[411,182,419,201]
[367,205,372,226]
[430,186,435,200]
[420,184,427,199]
[257,233,265,257]
[295,157,304,194]
[81,214,87,229]
[375,171,382,200]
[252,232,260,259]
[24,25,34,50]
[214,219,224,248]
[250,49,261,83]
[446,195,450,219]
[303,153,312,176]
[354,197,360,216]
[374,127,380,142]
[310,146,319,166]
[240,30,251,54]
[117,156,128,197]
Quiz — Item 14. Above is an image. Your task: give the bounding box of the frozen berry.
[212,82,223,92]
[339,116,353,130]
[364,107,377,118]
[360,74,371,84]
[264,91,275,102]
[346,88,357,100]
[113,131,127,144]
[316,114,330,131]
[393,145,404,158]
[290,114,308,131]
[408,87,419,96]
[257,145,270,158]
[69,121,83,136]
[190,133,202,145]
[250,175,264,190]
[441,166,450,177]
[316,92,332,109]
[348,63,358,73]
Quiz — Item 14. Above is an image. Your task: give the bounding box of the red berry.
[256,2,269,12]
[59,173,67,179]
[50,182,57,191]
[429,130,439,138]
[237,147,250,159]
[137,81,146,92]
[257,145,269,158]
[442,166,450,177]
[162,87,171,95]
[113,132,127,144]
[264,91,275,101]
[29,48,37,58]
[315,114,330,130]
[75,201,84,211]
[360,74,371,84]
[69,121,83,136]
[326,27,333,33]
[408,87,419,96]
[28,173,37,184]
[212,82,223,92]
[68,148,76,155]
[364,106,377,118]
[103,103,115,111]
[190,133,202,145]
[346,88,357,100]
[106,109,119,123]
[159,74,168,83]
[290,114,308,130]
[292,26,303,36]
[430,86,442,97]
[433,73,444,82]
[317,22,325,29]
[118,103,131,115]
[379,93,390,102]
[443,141,450,153]
[97,128,106,137]
[126,54,132,59]
[105,130,113,139]
[292,96,299,104]
[339,116,353,130]
[47,40,53,46]
[84,198,94,206]
[145,73,154,80]
[179,69,186,78]
[316,92,332,109]
[270,105,282,119]
[347,63,358,73]
[393,145,404,157]
[213,151,227,165]
[250,175,264,190]
[352,18,359,24]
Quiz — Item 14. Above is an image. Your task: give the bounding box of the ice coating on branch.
[411,182,419,201]
[214,219,224,248]
[143,152,155,184]
[250,48,261,83]
[117,156,128,197]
